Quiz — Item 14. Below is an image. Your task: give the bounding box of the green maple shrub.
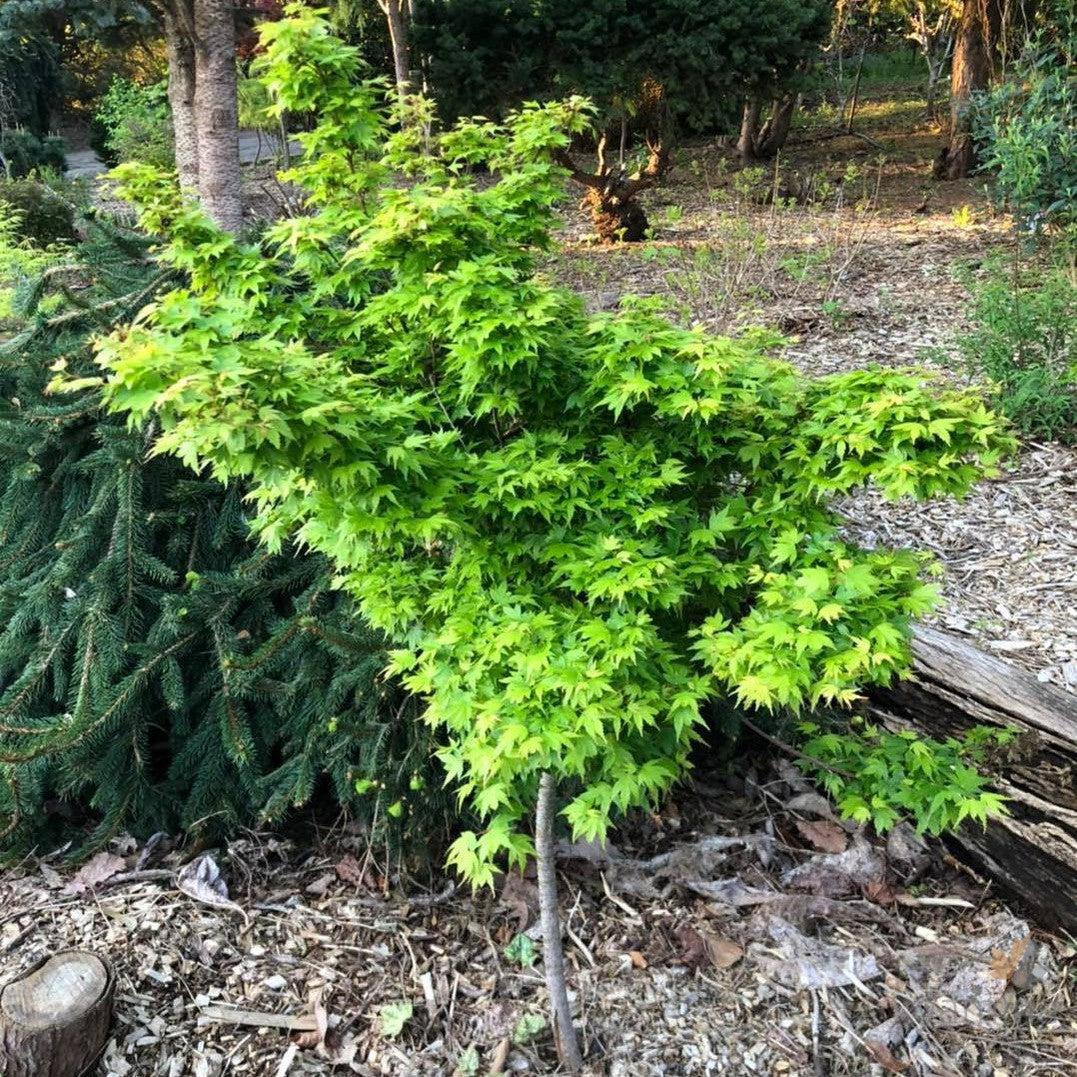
[89,9,1014,887]
[797,720,1011,835]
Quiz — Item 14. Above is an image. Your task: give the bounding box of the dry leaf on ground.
[753,915,882,990]
[674,926,744,971]
[334,854,367,888]
[781,835,886,896]
[794,819,848,854]
[990,933,1031,982]
[176,855,248,921]
[62,851,125,894]
[293,991,329,1051]
[498,871,539,935]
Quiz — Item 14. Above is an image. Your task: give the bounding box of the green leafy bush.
[955,252,1076,442]
[971,32,1076,234]
[92,9,1013,887]
[797,719,1013,835]
[90,77,174,170]
[0,178,77,247]
[0,130,67,179]
[0,212,58,327]
[0,218,452,859]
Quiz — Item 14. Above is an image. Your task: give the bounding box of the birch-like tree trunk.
[377,0,413,102]
[192,0,243,232]
[163,6,199,193]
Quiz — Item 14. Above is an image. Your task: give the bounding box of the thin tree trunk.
[925,54,940,121]
[936,0,992,179]
[845,43,867,131]
[378,0,413,102]
[192,0,243,232]
[535,773,582,1072]
[163,7,199,193]
[737,98,762,163]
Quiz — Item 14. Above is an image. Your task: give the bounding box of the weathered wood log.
[0,951,115,1077]
[868,625,1077,935]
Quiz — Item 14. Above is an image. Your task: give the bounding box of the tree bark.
[535,772,582,1071]
[0,951,115,1076]
[378,0,413,102]
[868,625,1077,934]
[192,0,243,232]
[936,0,993,179]
[737,98,762,164]
[163,6,199,193]
[757,93,798,158]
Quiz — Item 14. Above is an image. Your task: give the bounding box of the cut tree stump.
[868,625,1077,934]
[0,951,115,1077]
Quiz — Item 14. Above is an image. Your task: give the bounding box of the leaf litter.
[1,755,1073,1077]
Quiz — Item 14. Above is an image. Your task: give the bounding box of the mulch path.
[2,761,1074,1076]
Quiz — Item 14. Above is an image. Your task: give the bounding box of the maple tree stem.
[739,715,856,781]
[535,772,583,1071]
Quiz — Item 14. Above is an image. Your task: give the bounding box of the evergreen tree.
[413,0,834,135]
[0,218,448,858]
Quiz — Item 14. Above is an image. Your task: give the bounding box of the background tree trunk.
[378,0,413,101]
[0,952,115,1077]
[737,98,762,163]
[936,0,992,179]
[192,0,243,232]
[163,7,199,192]
[757,93,798,158]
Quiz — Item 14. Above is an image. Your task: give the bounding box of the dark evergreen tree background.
[412,0,834,135]
[0,219,450,859]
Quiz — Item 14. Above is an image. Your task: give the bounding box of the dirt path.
[64,131,299,179]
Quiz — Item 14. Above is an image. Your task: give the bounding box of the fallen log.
[868,625,1077,935]
[0,951,115,1077]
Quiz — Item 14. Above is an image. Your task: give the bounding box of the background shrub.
[956,252,1076,442]
[0,130,67,179]
[90,77,174,169]
[413,0,832,135]
[971,31,1077,234]
[0,178,77,246]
